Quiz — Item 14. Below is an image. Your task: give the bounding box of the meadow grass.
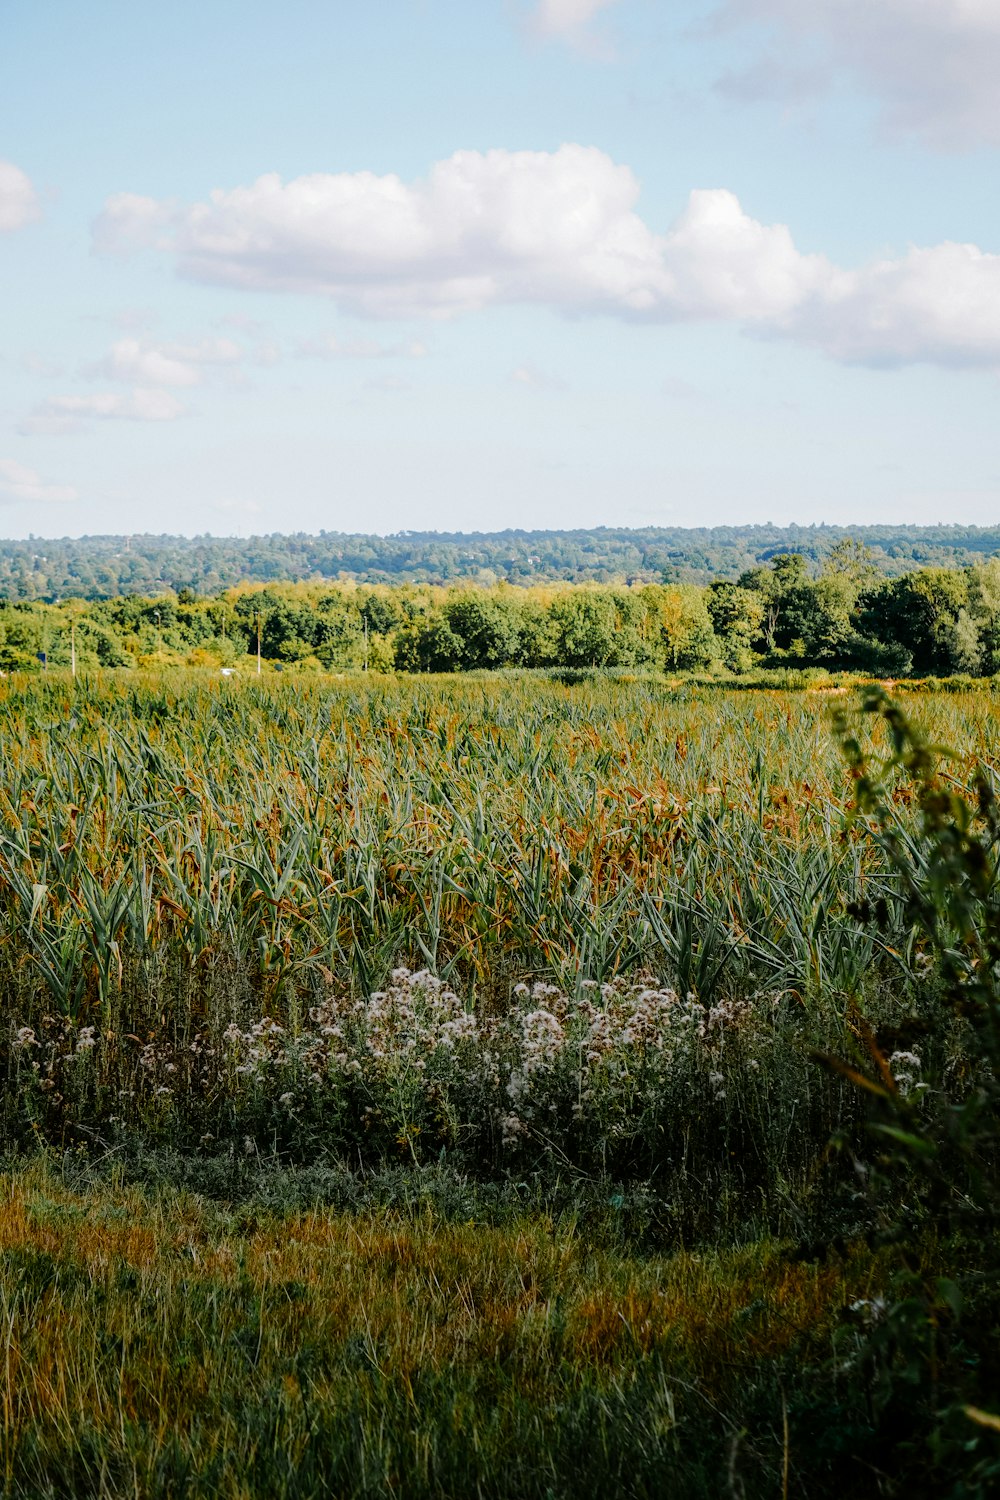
[0,672,917,1230]
[1,673,999,1494]
[0,1158,918,1500]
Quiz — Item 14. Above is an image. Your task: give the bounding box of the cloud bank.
[92,146,1000,368]
[0,161,41,233]
[721,0,1000,149]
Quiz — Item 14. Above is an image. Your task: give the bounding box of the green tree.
[641,585,719,670]
[859,569,970,676]
[737,553,811,654]
[443,594,522,670]
[966,560,1000,674]
[549,592,619,668]
[394,614,464,672]
[706,582,765,670]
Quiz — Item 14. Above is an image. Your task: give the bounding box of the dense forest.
[4,539,1000,678]
[8,523,1000,599]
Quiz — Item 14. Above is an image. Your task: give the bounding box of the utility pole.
[256,610,262,676]
[363,613,369,672]
[70,621,76,679]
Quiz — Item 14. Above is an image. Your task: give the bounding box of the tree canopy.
[7,550,1000,679]
[9,523,1000,602]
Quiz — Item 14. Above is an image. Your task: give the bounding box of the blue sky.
[1,0,998,539]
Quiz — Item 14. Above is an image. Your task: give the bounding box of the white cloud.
[20,330,270,436]
[782,241,1000,367]
[91,336,244,387]
[93,147,674,318]
[296,333,428,359]
[23,389,184,433]
[511,363,568,390]
[92,147,1000,368]
[95,340,201,388]
[91,192,176,255]
[721,0,1000,148]
[660,188,830,321]
[0,161,41,233]
[531,0,620,50]
[0,459,76,504]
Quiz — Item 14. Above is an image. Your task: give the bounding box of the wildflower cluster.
[888,1049,924,1098]
[5,969,785,1176]
[9,1016,107,1119]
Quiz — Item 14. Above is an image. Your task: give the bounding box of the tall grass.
[0,673,991,1218]
[1,670,961,1015]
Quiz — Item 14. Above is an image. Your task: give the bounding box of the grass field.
[1,672,998,1496]
[0,1158,916,1500]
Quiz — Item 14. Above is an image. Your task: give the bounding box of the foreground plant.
[824,689,1000,1494]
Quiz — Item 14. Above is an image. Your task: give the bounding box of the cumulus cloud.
[21,389,184,434]
[93,147,682,318]
[0,459,76,505]
[20,328,273,436]
[51,389,183,421]
[90,336,244,387]
[92,146,1000,368]
[661,188,830,322]
[782,241,1000,368]
[720,0,1000,148]
[0,161,41,233]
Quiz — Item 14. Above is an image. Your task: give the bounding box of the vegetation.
[0,1159,919,1500]
[9,539,1000,677]
[10,522,1000,600]
[0,672,998,1494]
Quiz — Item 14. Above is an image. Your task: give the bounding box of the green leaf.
[870,1123,937,1158]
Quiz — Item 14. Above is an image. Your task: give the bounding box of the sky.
[1,0,998,540]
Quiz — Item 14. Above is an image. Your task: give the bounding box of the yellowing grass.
[0,1163,900,1499]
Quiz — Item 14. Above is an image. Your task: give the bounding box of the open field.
[1,673,998,1495]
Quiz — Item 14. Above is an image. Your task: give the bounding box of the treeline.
[5,541,1000,678]
[8,523,1000,600]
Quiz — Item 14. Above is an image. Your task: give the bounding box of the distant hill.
[5,524,1000,600]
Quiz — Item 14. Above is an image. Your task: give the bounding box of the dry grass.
[0,1162,902,1499]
